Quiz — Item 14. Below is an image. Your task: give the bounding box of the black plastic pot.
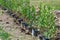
[45,38,49,40]
[22,22,29,29]
[9,13,13,16]
[6,10,13,16]
[18,19,23,24]
[39,35,43,40]
[14,15,19,19]
[34,30,40,37]
[11,14,16,18]
[21,22,29,32]
[6,10,11,13]
[28,27,32,33]
[2,8,7,10]
[31,28,40,37]
[56,32,60,40]
[38,35,50,40]
[56,38,60,40]
[56,25,60,30]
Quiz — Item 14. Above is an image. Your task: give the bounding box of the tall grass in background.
[0,0,56,39]
[31,0,60,10]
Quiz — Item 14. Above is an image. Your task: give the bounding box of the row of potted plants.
[0,0,56,40]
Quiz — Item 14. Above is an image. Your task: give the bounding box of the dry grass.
[30,0,60,9]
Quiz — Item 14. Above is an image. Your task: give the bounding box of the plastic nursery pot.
[25,26,31,34]
[45,38,50,40]
[6,10,13,15]
[42,37,50,40]
[56,25,60,30]
[31,28,40,37]
[11,13,19,19]
[56,38,60,40]
[2,7,7,10]
[28,27,32,33]
[14,15,19,20]
[17,19,23,24]
[6,10,11,13]
[7,10,13,13]
[9,12,13,16]
[38,36,50,40]
[34,29,40,37]
[11,14,16,18]
[56,33,60,40]
[22,22,29,29]
[21,22,29,32]
[42,38,50,40]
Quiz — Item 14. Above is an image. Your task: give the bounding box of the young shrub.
[38,3,56,39]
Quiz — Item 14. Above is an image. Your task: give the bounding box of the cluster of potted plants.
[0,0,56,40]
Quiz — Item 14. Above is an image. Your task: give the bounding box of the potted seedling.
[38,3,56,40]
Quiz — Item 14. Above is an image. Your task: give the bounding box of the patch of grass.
[30,0,60,10]
[0,31,10,40]
[0,25,10,40]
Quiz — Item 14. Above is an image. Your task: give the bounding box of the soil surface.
[0,7,37,40]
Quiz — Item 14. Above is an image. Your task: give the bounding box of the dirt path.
[0,7,37,40]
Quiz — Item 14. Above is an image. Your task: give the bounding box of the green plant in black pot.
[38,3,56,40]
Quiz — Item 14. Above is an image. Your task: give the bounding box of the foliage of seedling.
[38,3,56,38]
